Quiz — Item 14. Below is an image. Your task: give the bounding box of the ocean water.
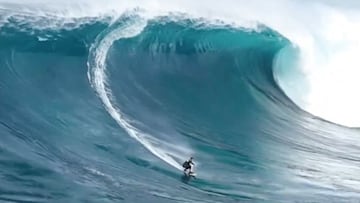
[1,0,360,202]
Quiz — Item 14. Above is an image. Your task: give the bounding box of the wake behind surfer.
[182,157,195,175]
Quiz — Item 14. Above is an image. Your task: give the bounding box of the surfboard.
[184,172,196,178]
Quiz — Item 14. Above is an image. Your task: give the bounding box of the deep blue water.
[1,10,360,203]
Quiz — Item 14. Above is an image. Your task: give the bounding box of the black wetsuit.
[182,160,193,171]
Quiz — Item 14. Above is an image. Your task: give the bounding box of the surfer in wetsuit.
[182,157,195,174]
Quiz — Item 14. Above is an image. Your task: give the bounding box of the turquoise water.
[1,5,360,203]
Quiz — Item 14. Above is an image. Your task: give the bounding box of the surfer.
[182,157,195,174]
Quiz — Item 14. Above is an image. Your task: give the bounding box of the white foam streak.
[87,17,190,170]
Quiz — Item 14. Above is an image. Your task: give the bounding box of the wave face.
[1,1,360,202]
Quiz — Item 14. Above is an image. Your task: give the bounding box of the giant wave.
[1,1,360,202]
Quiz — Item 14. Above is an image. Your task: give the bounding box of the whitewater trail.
[87,15,191,171]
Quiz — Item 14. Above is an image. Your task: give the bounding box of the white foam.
[272,4,360,127]
[87,16,192,170]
